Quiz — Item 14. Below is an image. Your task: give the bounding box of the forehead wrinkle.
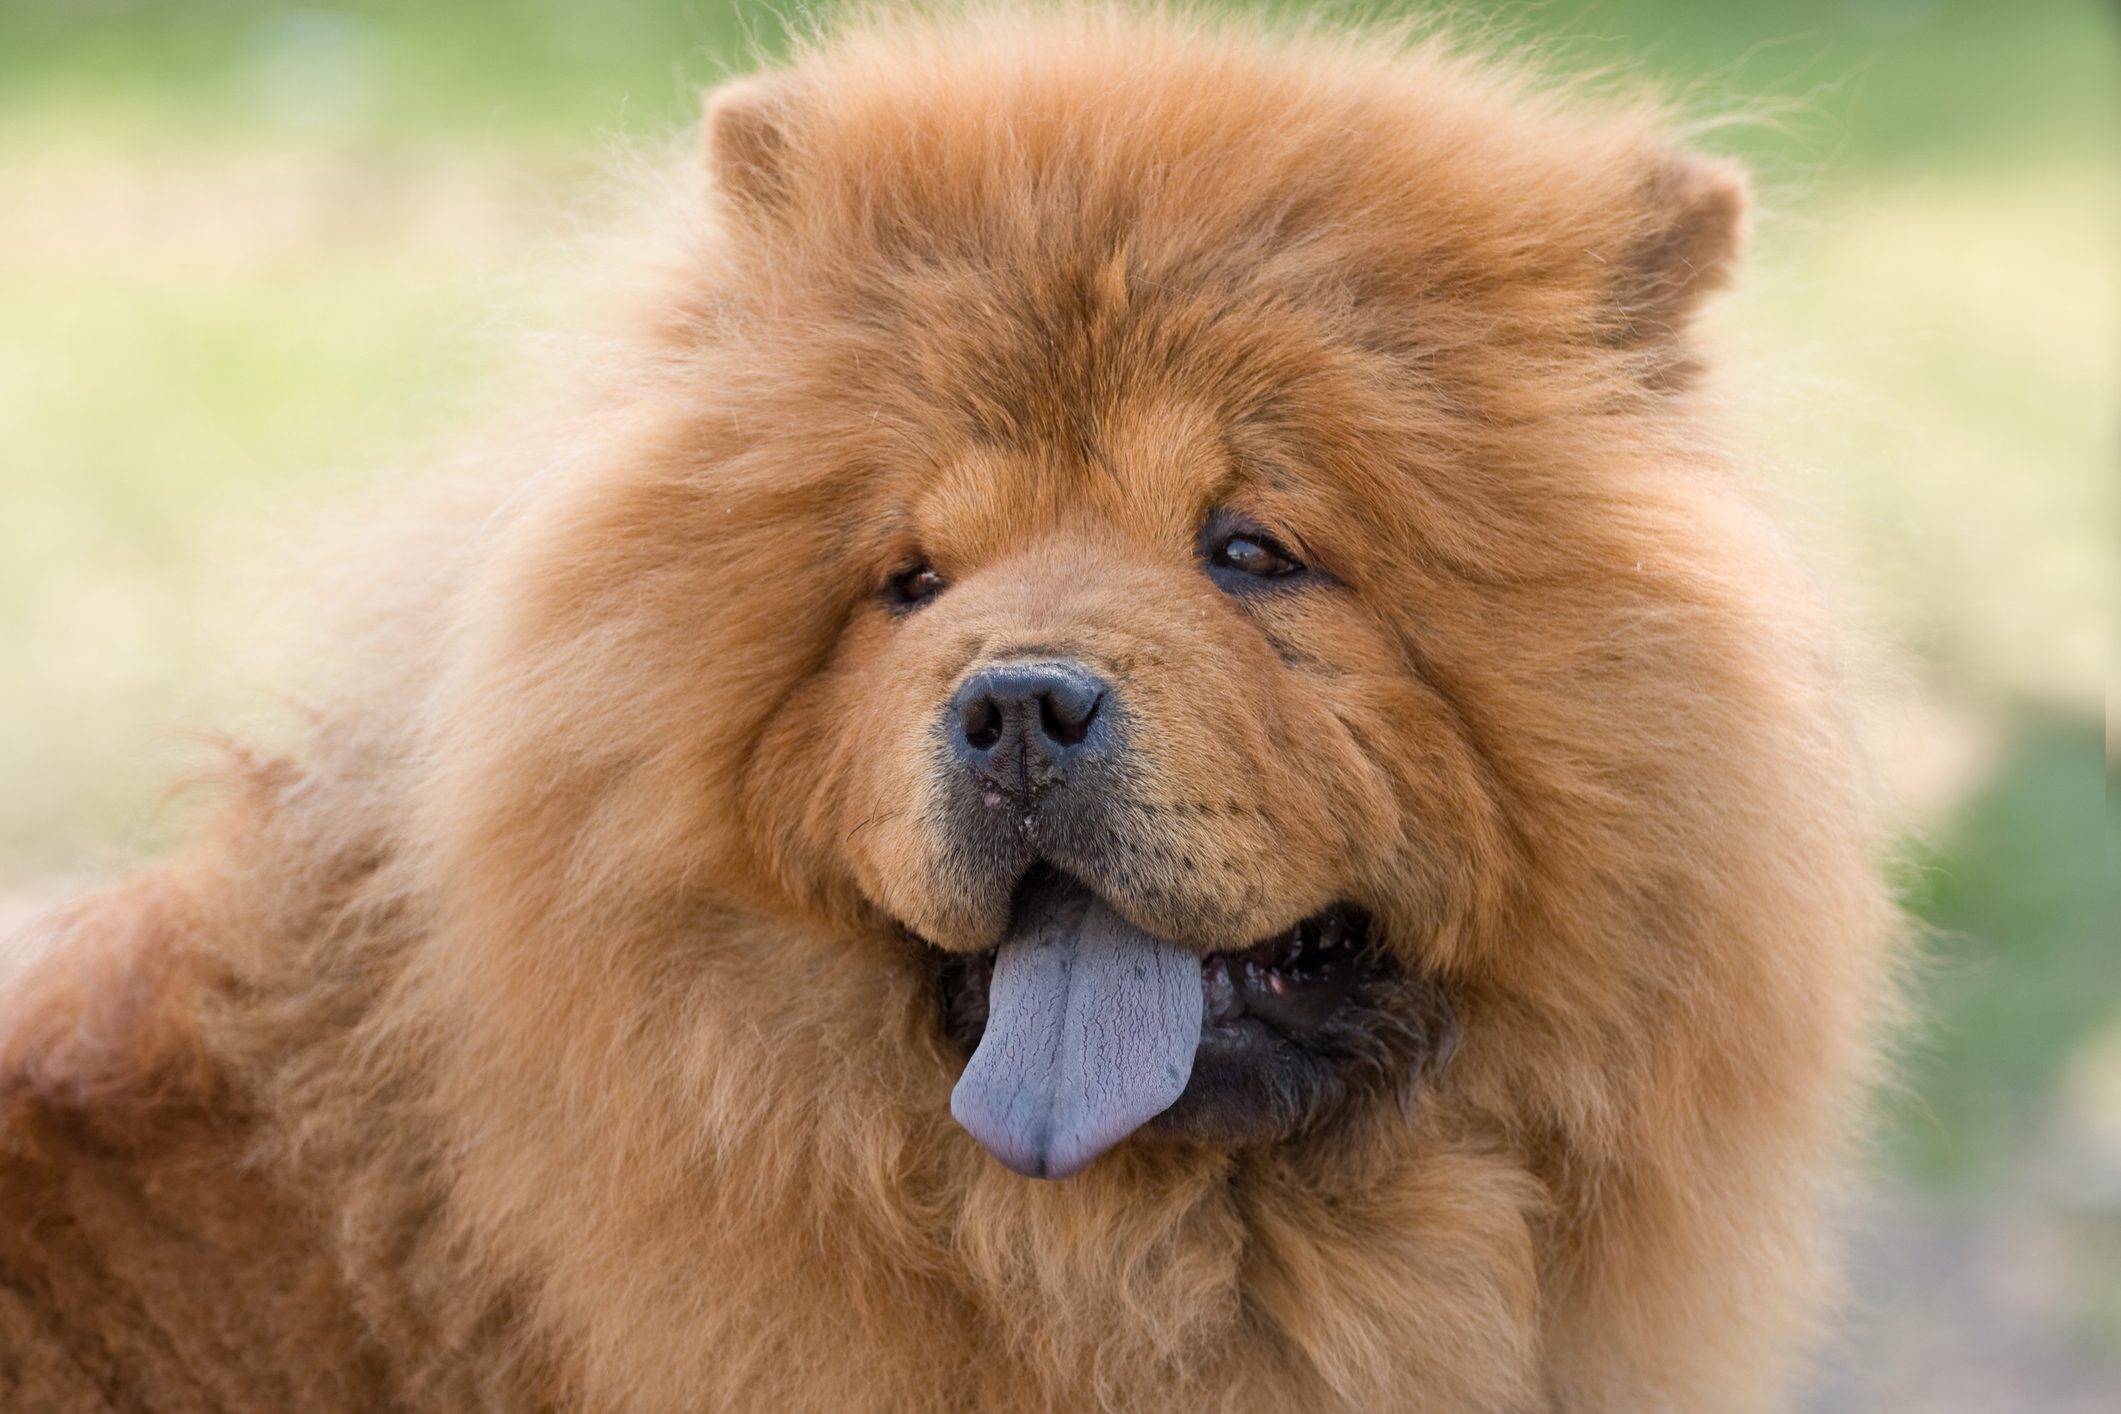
[1215,418,1397,576]
[1084,397,1232,545]
[917,444,1067,567]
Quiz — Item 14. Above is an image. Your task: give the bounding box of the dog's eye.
[1204,515,1305,587]
[882,562,946,612]
[1214,534,1301,578]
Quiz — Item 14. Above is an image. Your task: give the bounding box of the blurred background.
[0,1,2113,1406]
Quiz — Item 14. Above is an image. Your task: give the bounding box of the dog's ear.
[1610,152,1748,380]
[703,77,795,214]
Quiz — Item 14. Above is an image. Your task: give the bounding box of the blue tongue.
[950,883,1203,1179]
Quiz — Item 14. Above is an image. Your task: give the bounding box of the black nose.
[950,661,1110,794]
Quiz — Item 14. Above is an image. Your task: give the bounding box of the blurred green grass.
[2,1,2111,169]
[1,1,2114,1212]
[1891,713,2116,1183]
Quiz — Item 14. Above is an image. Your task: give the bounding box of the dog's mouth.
[933,868,1454,1178]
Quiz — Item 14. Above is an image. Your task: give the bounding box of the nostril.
[949,661,1112,773]
[1038,687,1101,748]
[961,695,1004,752]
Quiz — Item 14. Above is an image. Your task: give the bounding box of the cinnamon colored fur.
[1,7,1897,1411]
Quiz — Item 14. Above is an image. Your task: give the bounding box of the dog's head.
[423,19,1821,1194]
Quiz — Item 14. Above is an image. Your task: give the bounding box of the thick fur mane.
[2,8,1896,1413]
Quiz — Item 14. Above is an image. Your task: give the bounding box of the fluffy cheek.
[836,707,961,944]
[1224,605,1512,973]
[1349,684,1509,975]
[1084,666,1394,942]
[738,610,969,937]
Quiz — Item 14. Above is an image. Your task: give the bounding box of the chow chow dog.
[0,6,1895,1411]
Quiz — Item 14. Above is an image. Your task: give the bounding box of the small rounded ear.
[703,77,794,212]
[1612,152,1749,359]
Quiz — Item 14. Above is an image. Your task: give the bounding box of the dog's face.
[447,36,1751,1185]
[755,379,1477,1171]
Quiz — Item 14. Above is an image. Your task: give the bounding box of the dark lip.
[928,873,1455,1152]
[931,870,1380,1052]
[1198,900,1374,1038]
